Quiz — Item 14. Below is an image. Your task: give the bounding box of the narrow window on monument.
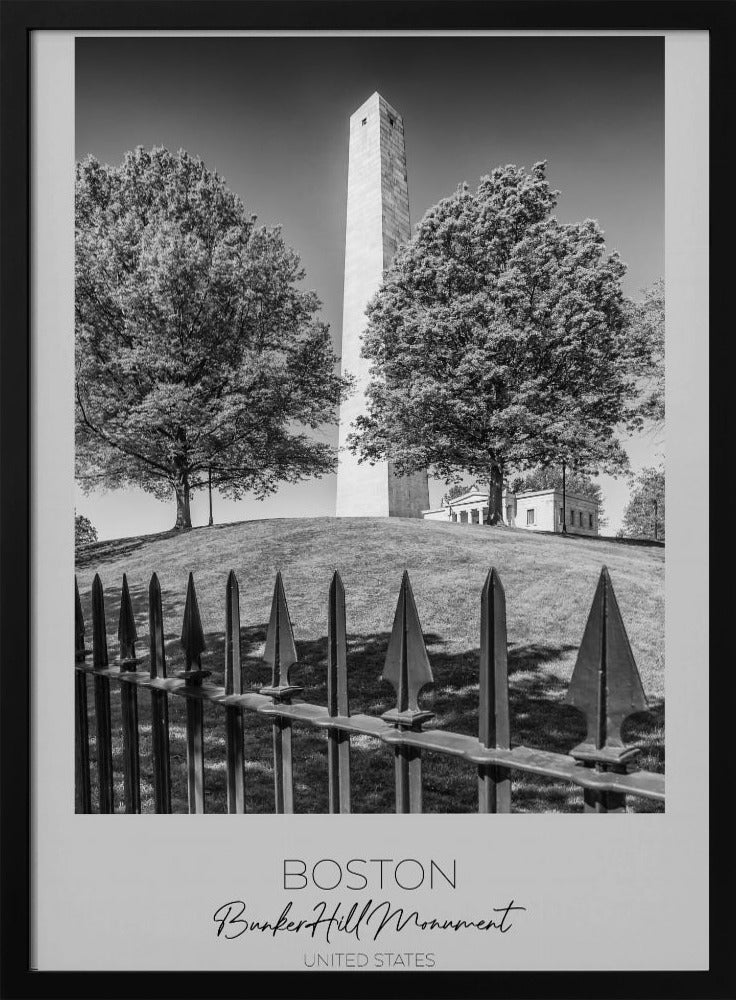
[389,117,395,127]
[589,513,594,528]
[559,506,564,525]
[527,509,535,525]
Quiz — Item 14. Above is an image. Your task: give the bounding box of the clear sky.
[75,35,664,540]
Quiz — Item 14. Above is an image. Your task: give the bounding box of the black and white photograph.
[1,6,723,987]
[73,34,666,817]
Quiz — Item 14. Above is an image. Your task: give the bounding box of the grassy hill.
[76,517,665,814]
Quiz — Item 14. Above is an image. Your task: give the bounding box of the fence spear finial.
[148,572,166,679]
[382,571,434,728]
[263,571,298,691]
[75,576,87,663]
[225,570,242,696]
[479,567,510,750]
[91,573,108,669]
[566,566,648,765]
[118,573,138,665]
[328,570,349,718]
[180,572,207,674]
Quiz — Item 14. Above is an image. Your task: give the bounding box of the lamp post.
[208,467,214,527]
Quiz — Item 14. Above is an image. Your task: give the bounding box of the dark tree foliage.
[75,511,98,546]
[626,279,664,438]
[76,147,350,529]
[441,482,477,505]
[349,163,648,524]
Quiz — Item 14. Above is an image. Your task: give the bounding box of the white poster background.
[31,30,708,971]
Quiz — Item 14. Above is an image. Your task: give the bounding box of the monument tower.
[335,93,430,517]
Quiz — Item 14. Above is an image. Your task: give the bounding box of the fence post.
[327,571,351,814]
[382,571,434,814]
[225,571,246,813]
[478,568,512,813]
[260,572,301,814]
[118,574,141,813]
[177,573,211,814]
[566,566,649,813]
[74,578,92,813]
[91,574,114,813]
[148,572,172,813]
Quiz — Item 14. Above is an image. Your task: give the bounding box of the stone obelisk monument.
[335,92,430,517]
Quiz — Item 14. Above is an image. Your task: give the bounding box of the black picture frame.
[1,2,733,997]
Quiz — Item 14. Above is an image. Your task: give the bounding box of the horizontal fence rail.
[74,565,664,815]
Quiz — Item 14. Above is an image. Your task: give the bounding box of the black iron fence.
[75,565,664,815]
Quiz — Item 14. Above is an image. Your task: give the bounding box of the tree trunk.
[173,475,192,530]
[484,462,504,525]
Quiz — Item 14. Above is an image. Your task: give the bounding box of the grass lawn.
[76,516,665,814]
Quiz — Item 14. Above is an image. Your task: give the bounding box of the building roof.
[515,488,599,506]
[441,490,491,505]
[429,487,599,509]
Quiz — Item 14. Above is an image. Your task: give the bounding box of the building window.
[589,513,594,528]
[460,510,468,524]
[569,510,574,526]
[389,117,395,127]
[559,506,564,525]
[361,118,367,126]
[471,509,479,524]
[451,511,457,522]
[526,508,535,525]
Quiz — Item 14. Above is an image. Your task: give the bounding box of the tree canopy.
[74,511,98,547]
[441,482,477,505]
[626,278,664,438]
[620,466,664,540]
[348,162,648,523]
[76,147,350,529]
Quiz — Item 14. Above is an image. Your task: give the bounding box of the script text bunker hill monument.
[335,93,430,517]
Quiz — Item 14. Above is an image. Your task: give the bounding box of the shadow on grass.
[525,529,664,549]
[78,579,665,815]
[76,529,185,570]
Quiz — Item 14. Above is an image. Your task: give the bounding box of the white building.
[422,488,600,536]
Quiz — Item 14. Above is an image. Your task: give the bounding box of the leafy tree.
[620,466,665,540]
[76,147,350,529]
[627,279,664,437]
[75,511,98,546]
[511,465,606,526]
[441,482,476,505]
[349,163,648,523]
